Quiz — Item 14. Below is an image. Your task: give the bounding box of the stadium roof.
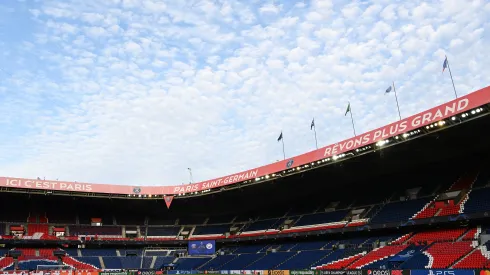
[1,85,490,197]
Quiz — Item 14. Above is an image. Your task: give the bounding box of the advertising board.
[188,240,216,255]
[410,271,475,275]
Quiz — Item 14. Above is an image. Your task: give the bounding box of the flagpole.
[349,107,356,137]
[187,168,194,184]
[392,81,402,120]
[313,125,318,149]
[312,118,318,149]
[281,135,286,160]
[446,56,458,99]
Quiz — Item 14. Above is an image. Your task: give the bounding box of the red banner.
[0,86,489,195]
[164,195,174,209]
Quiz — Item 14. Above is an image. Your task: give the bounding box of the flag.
[345,102,351,116]
[310,119,315,130]
[164,195,174,209]
[442,56,448,73]
[277,132,283,141]
[385,85,392,94]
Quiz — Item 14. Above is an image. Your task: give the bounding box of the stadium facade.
[0,86,490,274]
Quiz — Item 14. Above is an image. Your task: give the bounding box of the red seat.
[0,257,14,269]
[318,252,365,270]
[408,229,467,244]
[347,245,409,269]
[62,256,99,270]
[453,247,490,269]
[426,241,473,268]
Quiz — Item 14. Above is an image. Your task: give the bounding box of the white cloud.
[341,3,362,19]
[259,3,281,14]
[0,0,489,187]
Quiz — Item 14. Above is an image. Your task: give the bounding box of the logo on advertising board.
[480,271,490,275]
[319,270,361,275]
[138,271,156,275]
[133,187,141,194]
[286,159,294,168]
[290,271,318,275]
[367,270,404,275]
[100,272,128,275]
[411,270,474,275]
[428,271,455,275]
[267,271,290,275]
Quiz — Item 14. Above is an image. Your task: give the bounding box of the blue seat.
[464,188,490,214]
[247,252,295,269]
[175,257,210,270]
[81,249,117,256]
[370,198,431,224]
[220,253,264,270]
[193,225,229,235]
[294,210,348,226]
[278,250,329,269]
[74,257,102,268]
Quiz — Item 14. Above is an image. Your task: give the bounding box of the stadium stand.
[293,210,348,227]
[1,227,489,271]
[347,244,409,269]
[192,225,229,236]
[453,245,490,269]
[463,187,490,214]
[219,253,265,270]
[278,250,329,269]
[317,251,366,270]
[407,229,467,244]
[242,219,279,232]
[423,241,474,268]
[147,227,180,238]
[62,256,99,270]
[1,96,490,272]
[80,249,117,257]
[174,257,210,270]
[370,198,431,224]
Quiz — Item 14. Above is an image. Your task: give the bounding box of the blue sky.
[0,0,489,186]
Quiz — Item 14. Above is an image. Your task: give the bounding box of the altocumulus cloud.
[0,0,489,186]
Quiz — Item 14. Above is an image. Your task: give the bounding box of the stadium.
[0,86,490,275]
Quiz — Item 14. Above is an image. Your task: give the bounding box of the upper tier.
[1,86,490,196]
